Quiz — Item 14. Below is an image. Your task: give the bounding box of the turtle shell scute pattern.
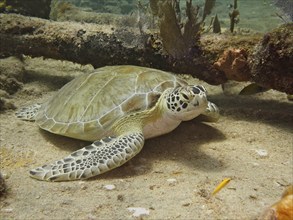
[34,66,187,141]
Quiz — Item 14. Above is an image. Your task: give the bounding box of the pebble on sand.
[255,149,268,158]
[167,178,177,186]
[127,207,150,217]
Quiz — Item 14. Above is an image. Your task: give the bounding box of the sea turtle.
[16,65,219,182]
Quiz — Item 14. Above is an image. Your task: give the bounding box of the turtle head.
[164,85,208,121]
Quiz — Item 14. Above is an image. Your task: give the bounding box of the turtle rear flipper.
[29,132,145,181]
[15,104,41,121]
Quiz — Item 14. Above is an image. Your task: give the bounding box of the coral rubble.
[249,23,293,94]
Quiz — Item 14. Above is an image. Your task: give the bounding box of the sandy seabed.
[0,63,292,219]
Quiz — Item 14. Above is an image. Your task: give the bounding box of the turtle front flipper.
[29,132,144,181]
[15,104,41,121]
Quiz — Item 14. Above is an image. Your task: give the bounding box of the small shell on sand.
[103,184,116,190]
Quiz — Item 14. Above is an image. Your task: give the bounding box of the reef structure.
[0,13,292,93]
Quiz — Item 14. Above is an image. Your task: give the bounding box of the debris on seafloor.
[259,185,293,220]
[212,178,231,196]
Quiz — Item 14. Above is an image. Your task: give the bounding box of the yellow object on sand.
[212,178,231,196]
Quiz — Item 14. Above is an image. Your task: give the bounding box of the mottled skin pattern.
[33,133,144,181]
[15,66,219,181]
[166,85,206,112]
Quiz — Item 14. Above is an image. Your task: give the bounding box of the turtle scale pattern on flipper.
[30,133,144,181]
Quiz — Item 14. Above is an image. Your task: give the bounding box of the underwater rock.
[1,13,291,91]
[0,57,24,111]
[0,13,226,85]
[0,57,24,97]
[0,96,16,111]
[0,76,23,95]
[249,23,293,94]
[0,56,24,83]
